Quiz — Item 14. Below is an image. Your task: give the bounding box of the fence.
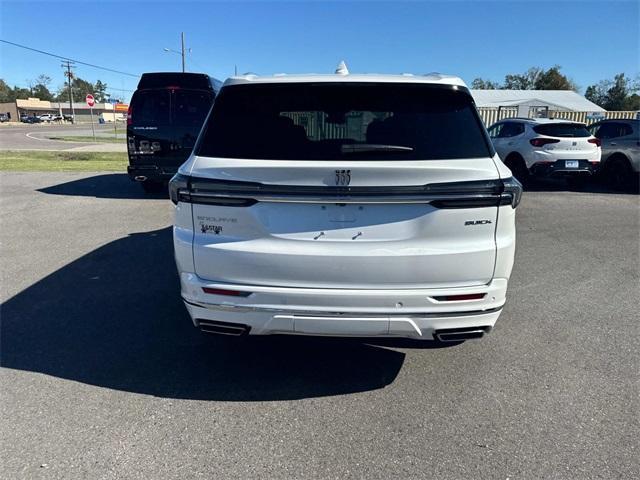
[477,108,639,126]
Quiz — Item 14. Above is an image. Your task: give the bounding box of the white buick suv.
[170,72,521,342]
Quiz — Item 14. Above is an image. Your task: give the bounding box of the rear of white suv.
[171,74,521,342]
[488,119,601,184]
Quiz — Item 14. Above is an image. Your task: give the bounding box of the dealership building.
[0,97,128,123]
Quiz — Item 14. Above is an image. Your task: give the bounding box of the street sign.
[85,94,95,107]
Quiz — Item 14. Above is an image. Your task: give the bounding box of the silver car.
[588,119,639,190]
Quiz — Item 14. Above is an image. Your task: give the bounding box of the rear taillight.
[202,287,250,297]
[530,138,560,147]
[500,176,523,209]
[169,173,189,204]
[127,105,132,125]
[588,138,601,147]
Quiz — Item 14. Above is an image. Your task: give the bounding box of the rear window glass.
[173,91,213,127]
[130,90,170,126]
[533,123,590,137]
[197,83,492,160]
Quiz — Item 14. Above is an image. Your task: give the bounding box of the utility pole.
[181,32,186,73]
[61,60,76,123]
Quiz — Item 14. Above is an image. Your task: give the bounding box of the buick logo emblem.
[335,169,351,186]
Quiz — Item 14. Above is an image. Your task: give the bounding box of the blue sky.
[1,1,638,101]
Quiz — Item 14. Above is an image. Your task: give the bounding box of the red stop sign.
[85,94,95,107]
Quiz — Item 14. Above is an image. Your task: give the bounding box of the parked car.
[22,115,41,124]
[127,72,222,193]
[487,118,601,185]
[170,72,521,342]
[38,114,55,122]
[0,113,9,122]
[587,119,639,191]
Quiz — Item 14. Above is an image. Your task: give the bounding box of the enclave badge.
[465,220,492,226]
[335,169,351,186]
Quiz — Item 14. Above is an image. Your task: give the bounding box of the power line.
[0,39,140,78]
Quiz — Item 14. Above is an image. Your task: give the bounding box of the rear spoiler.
[137,72,222,93]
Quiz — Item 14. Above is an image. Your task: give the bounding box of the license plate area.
[327,204,358,223]
[565,160,579,168]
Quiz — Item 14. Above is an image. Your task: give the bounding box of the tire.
[604,156,634,192]
[141,181,165,193]
[504,154,529,185]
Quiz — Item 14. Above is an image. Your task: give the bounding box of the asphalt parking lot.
[1,172,638,479]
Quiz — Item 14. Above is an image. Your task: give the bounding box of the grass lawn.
[47,135,125,144]
[0,151,128,172]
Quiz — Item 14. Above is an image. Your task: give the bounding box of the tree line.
[472,65,639,111]
[0,74,111,104]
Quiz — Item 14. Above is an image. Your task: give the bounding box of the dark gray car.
[588,119,639,190]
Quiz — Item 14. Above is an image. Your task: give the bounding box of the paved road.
[0,124,126,152]
[1,172,638,479]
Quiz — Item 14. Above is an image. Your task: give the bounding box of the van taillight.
[127,106,132,125]
[530,138,560,147]
[588,138,601,147]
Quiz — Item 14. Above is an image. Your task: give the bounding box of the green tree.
[503,67,542,90]
[11,86,32,100]
[533,65,578,91]
[53,76,108,103]
[471,78,501,89]
[0,79,13,102]
[624,93,640,111]
[94,80,108,102]
[585,73,640,110]
[30,74,54,101]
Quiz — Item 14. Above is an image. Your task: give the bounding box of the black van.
[127,72,222,192]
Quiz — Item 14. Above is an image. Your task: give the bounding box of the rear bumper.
[179,273,508,340]
[530,160,599,177]
[127,165,177,182]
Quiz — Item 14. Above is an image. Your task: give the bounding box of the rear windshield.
[533,123,590,138]
[130,89,213,128]
[173,90,213,127]
[130,90,170,127]
[197,83,492,160]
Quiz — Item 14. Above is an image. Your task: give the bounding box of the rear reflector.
[588,138,602,147]
[202,287,251,297]
[530,138,560,147]
[432,293,486,302]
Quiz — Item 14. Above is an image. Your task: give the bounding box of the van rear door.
[185,82,505,289]
[128,89,174,173]
[171,89,213,161]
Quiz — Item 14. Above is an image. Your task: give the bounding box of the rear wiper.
[341,144,414,154]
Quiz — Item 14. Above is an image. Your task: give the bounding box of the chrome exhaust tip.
[134,175,147,182]
[198,319,251,336]
[434,326,491,342]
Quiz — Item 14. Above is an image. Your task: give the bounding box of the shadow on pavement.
[38,173,168,200]
[0,226,449,401]
[523,176,639,194]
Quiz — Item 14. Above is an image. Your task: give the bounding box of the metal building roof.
[470,89,605,112]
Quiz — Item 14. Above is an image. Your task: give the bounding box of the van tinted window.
[173,90,212,127]
[130,90,170,126]
[533,123,590,138]
[197,83,492,160]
